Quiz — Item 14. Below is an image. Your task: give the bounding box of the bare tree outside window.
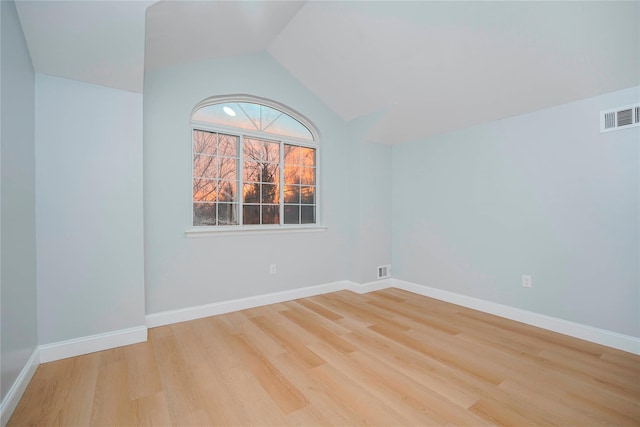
[242,138,280,225]
[191,98,317,227]
[193,130,240,226]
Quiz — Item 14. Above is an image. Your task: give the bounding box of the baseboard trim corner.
[345,278,394,294]
[39,325,148,363]
[0,348,40,427]
[391,279,640,355]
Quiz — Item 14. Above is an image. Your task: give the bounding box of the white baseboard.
[146,277,639,355]
[345,278,394,294]
[39,326,148,363]
[391,279,640,355]
[3,278,638,427]
[0,348,40,427]
[146,281,349,328]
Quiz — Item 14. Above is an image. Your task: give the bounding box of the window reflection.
[192,100,317,227]
[193,103,313,141]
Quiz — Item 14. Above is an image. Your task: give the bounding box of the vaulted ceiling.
[15,1,640,144]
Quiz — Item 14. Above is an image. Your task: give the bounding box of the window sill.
[185,225,328,238]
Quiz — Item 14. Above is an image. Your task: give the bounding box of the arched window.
[191,95,319,228]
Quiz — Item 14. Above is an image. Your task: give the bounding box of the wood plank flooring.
[9,289,640,426]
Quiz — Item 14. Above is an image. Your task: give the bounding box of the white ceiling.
[15,0,153,93]
[144,1,305,72]
[15,1,640,144]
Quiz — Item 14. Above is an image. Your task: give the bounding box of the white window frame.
[186,95,325,237]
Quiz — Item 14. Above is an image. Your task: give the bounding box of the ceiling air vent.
[600,103,640,133]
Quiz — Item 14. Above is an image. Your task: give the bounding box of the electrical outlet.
[270,264,277,275]
[522,275,532,288]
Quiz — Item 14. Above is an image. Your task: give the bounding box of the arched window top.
[191,96,315,142]
[189,94,320,230]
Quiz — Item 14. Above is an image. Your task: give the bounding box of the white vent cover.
[600,104,640,133]
[377,265,391,279]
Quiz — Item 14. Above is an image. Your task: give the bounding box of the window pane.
[237,103,262,131]
[284,164,300,184]
[284,145,300,165]
[267,114,313,141]
[284,185,300,203]
[193,101,318,229]
[193,130,217,155]
[243,183,260,203]
[263,141,279,163]
[301,147,315,166]
[300,186,315,204]
[261,162,279,184]
[243,138,262,162]
[218,203,238,225]
[218,180,237,202]
[193,179,216,202]
[260,106,282,131]
[284,205,299,224]
[243,161,261,182]
[300,167,315,185]
[193,103,313,141]
[218,156,237,181]
[192,104,258,132]
[301,206,315,224]
[218,134,238,157]
[193,154,217,179]
[261,184,279,204]
[243,205,260,225]
[262,205,279,224]
[193,203,216,226]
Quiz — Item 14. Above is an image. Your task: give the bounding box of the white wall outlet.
[522,274,532,288]
[269,264,277,275]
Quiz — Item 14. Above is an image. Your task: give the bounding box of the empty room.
[1,1,639,425]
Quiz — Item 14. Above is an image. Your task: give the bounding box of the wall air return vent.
[600,104,640,133]
[377,265,391,280]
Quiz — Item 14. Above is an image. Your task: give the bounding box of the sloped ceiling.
[144,1,306,72]
[269,1,640,143]
[16,0,640,144]
[15,0,153,93]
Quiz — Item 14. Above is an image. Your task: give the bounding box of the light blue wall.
[35,74,146,344]
[0,0,38,400]
[392,86,640,337]
[2,5,636,399]
[144,53,355,314]
[347,111,393,283]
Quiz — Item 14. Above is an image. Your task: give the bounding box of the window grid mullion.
[259,140,263,225]
[192,99,318,228]
[299,162,302,224]
[215,132,220,226]
[238,135,244,226]
[279,141,284,225]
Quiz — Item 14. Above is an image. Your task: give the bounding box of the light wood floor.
[9,289,640,426]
